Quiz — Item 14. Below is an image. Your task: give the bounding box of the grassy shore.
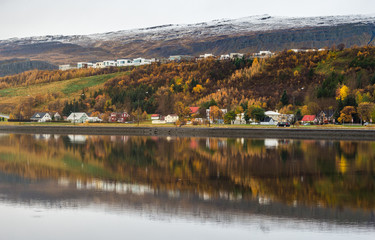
[1,121,374,129]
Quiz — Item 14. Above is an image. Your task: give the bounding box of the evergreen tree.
[280,90,289,106]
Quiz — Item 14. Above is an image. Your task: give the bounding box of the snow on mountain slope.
[2,14,375,46]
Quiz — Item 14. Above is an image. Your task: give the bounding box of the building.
[77,62,90,69]
[151,114,165,124]
[151,114,161,120]
[118,112,131,123]
[220,54,230,60]
[94,62,105,68]
[168,55,195,62]
[117,59,133,66]
[199,53,215,59]
[189,107,200,116]
[253,51,273,58]
[260,117,277,125]
[265,111,280,121]
[132,58,154,66]
[59,64,75,71]
[30,112,52,122]
[67,112,89,123]
[233,113,246,124]
[53,112,61,121]
[301,115,317,124]
[87,117,102,123]
[103,60,117,67]
[165,114,179,123]
[229,53,244,59]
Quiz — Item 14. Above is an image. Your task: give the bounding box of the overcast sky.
[0,0,374,40]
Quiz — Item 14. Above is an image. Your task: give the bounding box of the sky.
[0,0,374,40]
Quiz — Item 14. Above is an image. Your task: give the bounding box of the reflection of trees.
[0,134,374,210]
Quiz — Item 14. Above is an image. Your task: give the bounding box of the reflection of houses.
[264,139,279,149]
[30,112,52,122]
[68,135,87,143]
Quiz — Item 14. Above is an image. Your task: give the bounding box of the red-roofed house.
[189,107,200,115]
[301,115,317,123]
[151,114,161,120]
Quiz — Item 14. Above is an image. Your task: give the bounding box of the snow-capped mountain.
[3,14,375,45]
[0,14,374,64]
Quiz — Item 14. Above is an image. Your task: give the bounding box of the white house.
[199,53,215,59]
[168,55,194,61]
[94,62,105,68]
[103,61,117,67]
[53,112,61,121]
[77,62,89,69]
[132,58,153,66]
[260,117,277,125]
[229,53,244,59]
[59,65,75,71]
[220,54,230,60]
[165,114,179,123]
[87,117,102,123]
[265,111,280,121]
[117,59,133,66]
[30,112,52,122]
[67,112,89,123]
[233,113,246,124]
[151,114,161,120]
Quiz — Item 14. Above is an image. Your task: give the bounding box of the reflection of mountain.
[0,171,374,229]
[0,134,374,211]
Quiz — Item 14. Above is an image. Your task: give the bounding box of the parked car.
[303,123,311,126]
[277,122,290,127]
[364,122,369,126]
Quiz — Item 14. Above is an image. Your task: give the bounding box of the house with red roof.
[301,115,317,123]
[151,114,161,120]
[189,107,200,115]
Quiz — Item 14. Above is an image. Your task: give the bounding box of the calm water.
[0,133,374,239]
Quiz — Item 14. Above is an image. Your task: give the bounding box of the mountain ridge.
[0,14,374,65]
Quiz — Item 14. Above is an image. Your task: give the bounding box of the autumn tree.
[357,102,375,123]
[174,102,191,122]
[209,106,223,123]
[338,106,356,123]
[224,110,236,124]
[336,85,350,100]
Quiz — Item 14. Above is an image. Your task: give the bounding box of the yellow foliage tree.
[336,85,349,100]
[192,84,204,94]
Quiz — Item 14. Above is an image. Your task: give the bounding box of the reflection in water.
[0,134,374,239]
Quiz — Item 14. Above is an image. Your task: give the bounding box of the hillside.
[0,58,57,77]
[0,46,375,123]
[0,14,374,65]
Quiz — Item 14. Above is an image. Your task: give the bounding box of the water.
[0,133,374,239]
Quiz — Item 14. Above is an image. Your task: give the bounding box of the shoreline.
[0,125,375,140]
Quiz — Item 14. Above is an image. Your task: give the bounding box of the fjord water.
[0,134,374,239]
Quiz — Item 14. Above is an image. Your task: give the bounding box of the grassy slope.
[0,72,127,111]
